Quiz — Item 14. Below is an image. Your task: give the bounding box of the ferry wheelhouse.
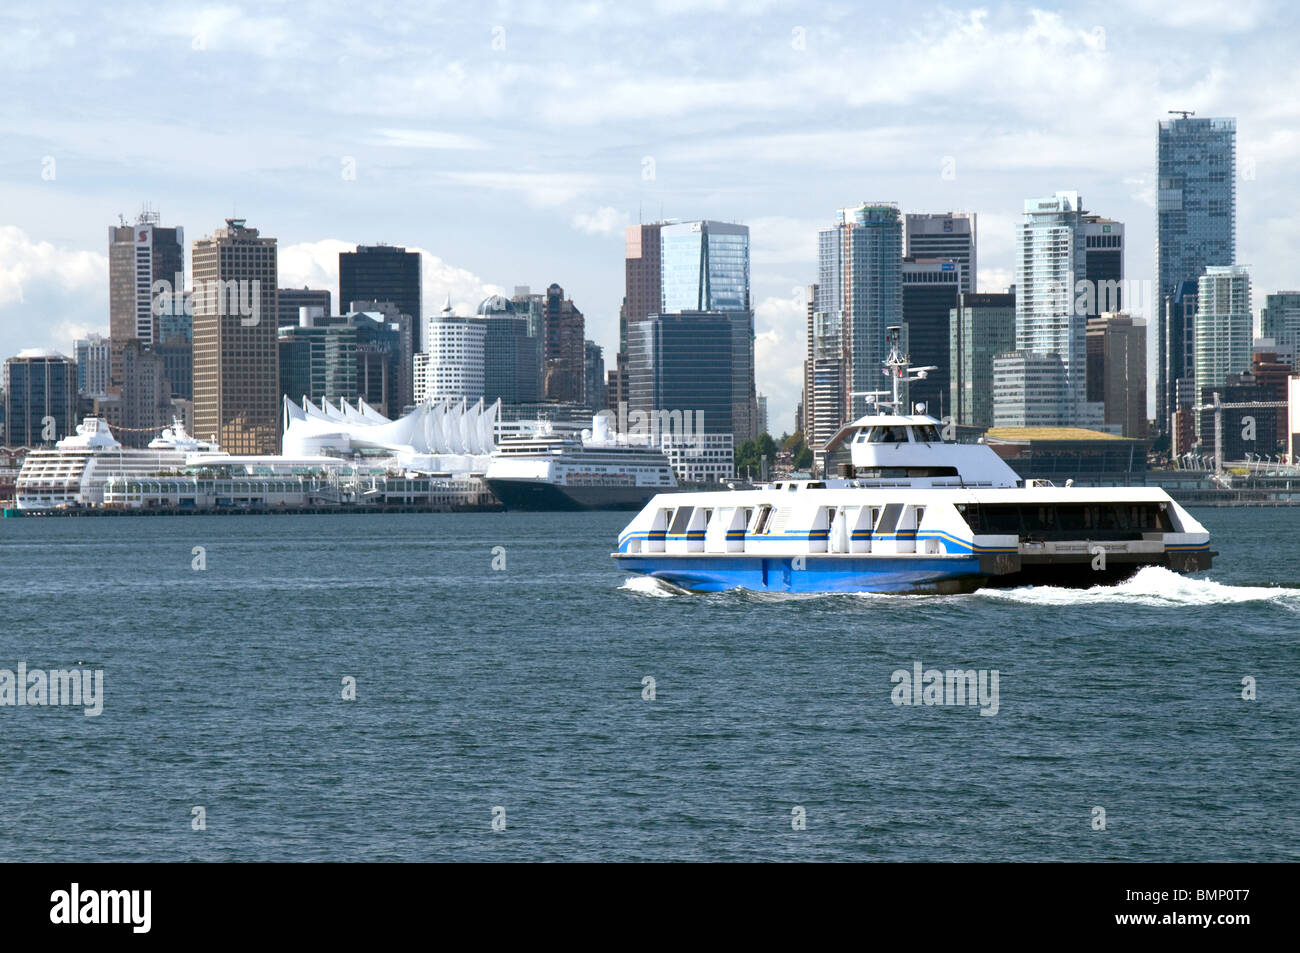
[612,332,1213,594]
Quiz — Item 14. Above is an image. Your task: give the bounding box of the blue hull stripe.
[613,553,988,593]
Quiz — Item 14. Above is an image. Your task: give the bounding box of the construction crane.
[1168,109,1195,119]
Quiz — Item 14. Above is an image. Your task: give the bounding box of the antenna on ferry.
[855,327,939,414]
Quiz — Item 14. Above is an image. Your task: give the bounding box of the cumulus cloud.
[0,226,106,359]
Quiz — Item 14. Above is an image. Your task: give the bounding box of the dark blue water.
[1,508,1296,861]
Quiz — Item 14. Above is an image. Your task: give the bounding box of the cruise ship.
[612,332,1214,594]
[485,415,677,510]
[14,417,218,510]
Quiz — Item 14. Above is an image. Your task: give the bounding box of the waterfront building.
[584,340,605,412]
[623,223,665,353]
[991,351,1071,428]
[627,310,734,441]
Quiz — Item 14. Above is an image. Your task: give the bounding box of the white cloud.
[368,129,487,150]
[437,171,597,209]
[0,226,107,359]
[571,206,629,236]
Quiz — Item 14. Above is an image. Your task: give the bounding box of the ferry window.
[753,505,773,535]
[669,507,694,534]
[876,503,902,533]
[866,427,886,443]
[917,425,940,442]
[661,508,675,530]
[914,506,925,525]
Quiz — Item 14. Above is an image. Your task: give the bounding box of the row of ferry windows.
[854,425,942,444]
[662,503,922,536]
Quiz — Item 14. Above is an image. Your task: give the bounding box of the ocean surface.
[0,507,1296,862]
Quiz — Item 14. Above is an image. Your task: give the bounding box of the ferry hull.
[612,554,991,594]
[487,478,665,512]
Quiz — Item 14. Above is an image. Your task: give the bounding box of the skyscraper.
[816,203,903,420]
[191,219,279,454]
[418,300,485,402]
[542,283,586,403]
[949,291,1015,430]
[622,223,664,354]
[584,340,605,411]
[1156,115,1236,433]
[1194,265,1252,408]
[339,245,422,351]
[1013,191,1091,423]
[901,257,961,417]
[1086,313,1147,438]
[904,212,976,294]
[3,349,78,446]
[74,335,111,396]
[478,295,542,406]
[657,220,755,441]
[108,209,184,386]
[627,311,734,439]
[1081,215,1125,315]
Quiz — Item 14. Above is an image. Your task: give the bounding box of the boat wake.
[978,565,1300,609]
[619,576,687,598]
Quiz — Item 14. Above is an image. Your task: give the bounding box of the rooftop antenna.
[1168,109,1195,119]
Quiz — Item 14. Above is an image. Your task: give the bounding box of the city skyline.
[2,1,1297,433]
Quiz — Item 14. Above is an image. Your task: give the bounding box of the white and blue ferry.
[612,334,1214,594]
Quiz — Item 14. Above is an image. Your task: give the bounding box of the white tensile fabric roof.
[282,395,500,462]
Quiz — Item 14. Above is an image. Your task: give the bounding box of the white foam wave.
[978,565,1300,608]
[619,576,685,598]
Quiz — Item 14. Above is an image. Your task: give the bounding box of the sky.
[2,0,1297,433]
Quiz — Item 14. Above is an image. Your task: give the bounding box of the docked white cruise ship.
[14,417,218,510]
[612,333,1214,593]
[485,415,677,511]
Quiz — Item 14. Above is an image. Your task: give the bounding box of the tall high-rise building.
[1013,191,1092,423]
[191,219,280,454]
[901,257,961,417]
[1163,278,1199,431]
[348,300,414,416]
[338,245,422,351]
[622,223,664,354]
[1260,292,1300,369]
[804,280,847,470]
[478,295,542,406]
[658,221,756,441]
[627,311,734,439]
[156,292,193,402]
[904,212,976,294]
[277,310,359,406]
[108,209,184,385]
[949,291,1016,430]
[1081,215,1125,315]
[1194,265,1252,411]
[542,283,586,403]
[816,204,903,421]
[417,300,485,402]
[119,339,171,448]
[1156,115,1236,433]
[3,349,78,446]
[74,334,111,396]
[584,340,605,411]
[1086,312,1147,438]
